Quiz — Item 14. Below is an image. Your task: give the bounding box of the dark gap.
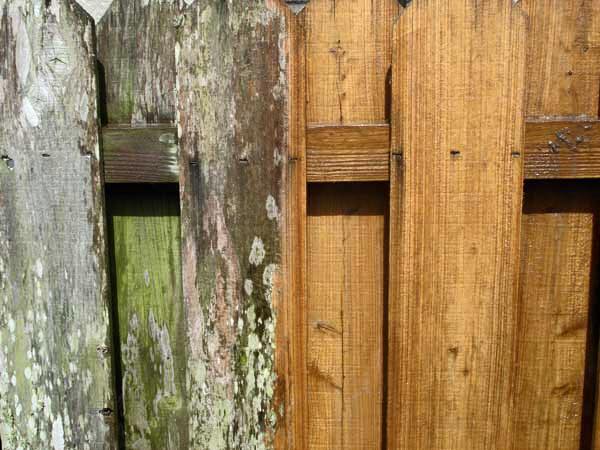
[381,185,390,450]
[96,60,108,126]
[385,66,392,124]
[105,183,181,450]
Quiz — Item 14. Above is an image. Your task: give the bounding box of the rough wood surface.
[306,125,390,182]
[102,127,179,183]
[0,1,117,449]
[176,1,293,447]
[307,183,386,450]
[521,0,600,118]
[388,2,527,449]
[96,0,177,125]
[524,120,600,179]
[515,181,598,450]
[306,0,398,125]
[107,186,187,449]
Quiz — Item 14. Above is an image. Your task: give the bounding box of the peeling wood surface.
[176,1,291,447]
[388,1,527,448]
[96,0,177,125]
[515,181,599,450]
[102,127,179,183]
[107,186,187,449]
[307,183,386,450]
[521,0,600,118]
[306,0,398,125]
[0,1,117,449]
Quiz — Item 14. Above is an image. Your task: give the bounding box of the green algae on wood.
[107,186,187,450]
[96,0,177,125]
[176,0,293,447]
[0,1,118,448]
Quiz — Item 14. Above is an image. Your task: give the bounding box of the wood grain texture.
[278,7,308,450]
[306,125,390,182]
[0,1,117,448]
[388,2,527,449]
[107,186,187,450]
[307,183,386,450]
[102,127,179,183]
[524,120,600,179]
[97,0,177,125]
[514,181,599,450]
[306,0,398,125]
[176,1,291,447]
[521,0,600,118]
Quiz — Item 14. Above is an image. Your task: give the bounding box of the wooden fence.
[1,0,600,449]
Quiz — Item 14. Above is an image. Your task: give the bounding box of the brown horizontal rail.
[102,126,179,184]
[306,124,390,182]
[524,119,600,179]
[101,121,600,183]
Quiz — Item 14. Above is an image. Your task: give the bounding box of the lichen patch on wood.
[176,0,290,447]
[0,1,117,448]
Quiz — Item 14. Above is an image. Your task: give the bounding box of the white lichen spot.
[34,258,43,278]
[8,318,15,334]
[143,270,150,287]
[21,96,40,127]
[24,367,31,380]
[265,195,280,222]
[15,17,31,87]
[249,237,265,266]
[79,92,89,123]
[244,279,254,296]
[51,416,65,450]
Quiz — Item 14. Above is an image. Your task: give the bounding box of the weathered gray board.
[177,1,293,447]
[0,1,117,449]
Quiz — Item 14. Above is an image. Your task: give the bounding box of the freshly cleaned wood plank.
[306,0,398,125]
[524,120,600,179]
[107,186,186,450]
[0,2,117,448]
[176,1,292,446]
[102,127,178,183]
[97,0,177,125]
[515,181,598,450]
[388,2,527,449]
[307,183,386,450]
[278,8,309,450]
[306,125,390,182]
[521,0,600,117]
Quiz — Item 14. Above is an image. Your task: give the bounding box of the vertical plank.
[307,183,385,450]
[521,0,600,118]
[515,182,597,450]
[0,1,117,449]
[388,1,527,449]
[97,0,177,125]
[107,186,187,449]
[306,0,398,125]
[176,1,293,447]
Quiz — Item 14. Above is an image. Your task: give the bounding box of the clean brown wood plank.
[388,2,527,449]
[276,6,308,450]
[307,183,386,450]
[524,120,600,179]
[306,125,390,182]
[521,0,600,118]
[514,181,598,450]
[0,2,118,448]
[102,127,178,184]
[306,0,399,125]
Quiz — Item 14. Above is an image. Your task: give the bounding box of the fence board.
[0,1,117,448]
[388,1,527,448]
[176,1,293,446]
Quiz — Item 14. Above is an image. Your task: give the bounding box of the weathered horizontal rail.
[102,126,178,183]
[101,120,600,183]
